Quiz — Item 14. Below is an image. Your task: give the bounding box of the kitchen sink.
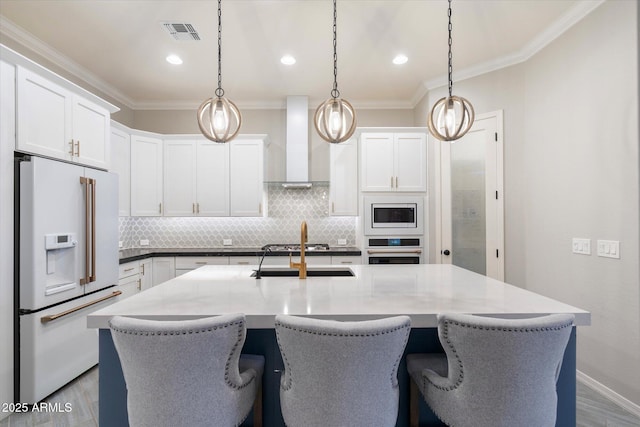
[251,267,355,277]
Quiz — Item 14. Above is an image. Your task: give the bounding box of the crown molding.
[414,0,606,106]
[0,16,136,109]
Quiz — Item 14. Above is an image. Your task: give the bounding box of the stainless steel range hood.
[283,96,312,189]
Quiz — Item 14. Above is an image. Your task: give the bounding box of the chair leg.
[410,379,420,427]
[253,386,263,427]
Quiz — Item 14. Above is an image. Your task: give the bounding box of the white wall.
[0,60,15,419]
[417,0,639,405]
[522,0,639,403]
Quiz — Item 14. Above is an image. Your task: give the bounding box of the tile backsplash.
[119,183,356,248]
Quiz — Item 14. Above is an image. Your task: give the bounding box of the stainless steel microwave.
[364,196,424,236]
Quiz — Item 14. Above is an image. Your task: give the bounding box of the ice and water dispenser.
[44,233,77,295]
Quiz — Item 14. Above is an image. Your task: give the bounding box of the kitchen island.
[89,264,590,427]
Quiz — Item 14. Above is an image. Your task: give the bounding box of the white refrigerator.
[16,155,120,403]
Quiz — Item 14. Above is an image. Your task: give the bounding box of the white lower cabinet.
[229,256,259,266]
[140,258,153,290]
[175,256,228,277]
[118,261,141,297]
[152,257,175,285]
[331,255,362,265]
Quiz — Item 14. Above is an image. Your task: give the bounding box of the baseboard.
[577,370,640,417]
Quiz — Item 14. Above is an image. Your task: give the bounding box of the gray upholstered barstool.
[407,313,574,427]
[109,313,264,427]
[274,314,411,427]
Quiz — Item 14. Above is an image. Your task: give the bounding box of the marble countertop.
[118,246,362,263]
[88,264,590,329]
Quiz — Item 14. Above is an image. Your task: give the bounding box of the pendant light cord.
[331,0,340,99]
[216,0,224,98]
[447,0,453,98]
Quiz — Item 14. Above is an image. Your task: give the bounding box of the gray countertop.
[119,247,362,264]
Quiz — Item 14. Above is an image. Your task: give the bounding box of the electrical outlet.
[118,241,123,249]
[140,239,149,246]
[337,238,347,246]
[572,238,590,255]
[223,239,232,246]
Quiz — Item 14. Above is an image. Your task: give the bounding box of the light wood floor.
[2,366,638,426]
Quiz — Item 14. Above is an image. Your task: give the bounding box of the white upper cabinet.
[110,125,131,216]
[162,135,265,217]
[330,137,358,216]
[196,141,229,216]
[71,96,110,168]
[229,138,266,217]
[130,134,163,216]
[16,66,111,169]
[16,66,71,161]
[163,139,197,216]
[361,132,426,192]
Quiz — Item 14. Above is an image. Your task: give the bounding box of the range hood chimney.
[283,96,312,189]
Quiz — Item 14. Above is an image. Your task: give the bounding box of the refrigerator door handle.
[79,177,97,284]
[40,290,122,324]
[89,177,96,283]
[80,177,90,285]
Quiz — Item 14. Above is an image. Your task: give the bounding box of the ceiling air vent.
[161,22,201,41]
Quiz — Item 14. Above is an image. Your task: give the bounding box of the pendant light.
[314,0,357,144]
[197,0,242,143]
[427,0,474,142]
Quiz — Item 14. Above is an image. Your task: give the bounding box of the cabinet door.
[16,66,72,161]
[110,127,130,216]
[72,96,110,169]
[394,133,426,192]
[330,138,358,216]
[361,133,394,192]
[131,135,163,216]
[152,257,175,286]
[196,141,229,216]
[163,140,197,216]
[331,255,362,265]
[229,139,264,216]
[139,259,153,290]
[117,276,141,299]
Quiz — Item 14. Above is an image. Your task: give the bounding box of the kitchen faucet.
[289,221,307,279]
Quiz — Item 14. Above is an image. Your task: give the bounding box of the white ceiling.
[0,0,603,110]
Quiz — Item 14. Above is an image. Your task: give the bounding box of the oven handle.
[367,249,422,255]
[40,290,122,324]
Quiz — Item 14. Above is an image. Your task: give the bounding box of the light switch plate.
[140,239,149,246]
[572,238,590,255]
[337,238,347,246]
[597,240,620,259]
[223,239,232,246]
[118,241,123,249]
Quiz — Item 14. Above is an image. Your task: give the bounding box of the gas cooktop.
[261,243,330,252]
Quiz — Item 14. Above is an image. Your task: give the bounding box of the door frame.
[433,110,504,280]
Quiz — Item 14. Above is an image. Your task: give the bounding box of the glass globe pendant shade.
[314,97,357,144]
[427,95,474,142]
[197,95,242,143]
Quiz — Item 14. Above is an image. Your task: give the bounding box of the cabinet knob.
[442,249,451,256]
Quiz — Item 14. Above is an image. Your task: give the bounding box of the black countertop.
[119,247,362,264]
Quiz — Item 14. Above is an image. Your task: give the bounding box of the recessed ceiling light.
[166,54,183,65]
[280,55,296,65]
[392,54,408,65]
